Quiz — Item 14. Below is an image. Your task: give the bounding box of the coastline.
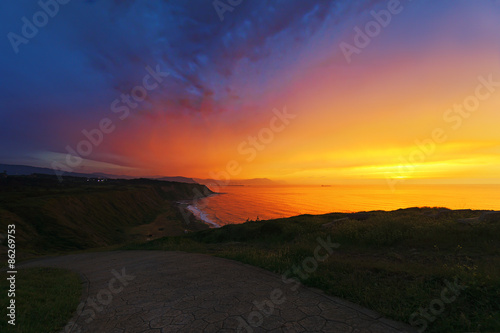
[176,193,221,228]
[186,203,220,228]
[178,184,500,225]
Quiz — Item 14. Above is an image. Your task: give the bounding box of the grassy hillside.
[0,175,212,256]
[126,207,500,333]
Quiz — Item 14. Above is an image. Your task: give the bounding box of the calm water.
[187,184,500,227]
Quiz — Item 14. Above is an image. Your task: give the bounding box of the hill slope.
[0,175,212,256]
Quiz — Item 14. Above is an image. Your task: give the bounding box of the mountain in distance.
[155,176,197,184]
[0,164,136,179]
[194,178,278,186]
[0,164,276,185]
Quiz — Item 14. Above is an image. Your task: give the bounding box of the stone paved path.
[20,251,417,333]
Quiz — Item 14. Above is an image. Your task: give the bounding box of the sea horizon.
[188,183,500,227]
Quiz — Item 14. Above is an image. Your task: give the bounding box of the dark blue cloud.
[0,0,371,164]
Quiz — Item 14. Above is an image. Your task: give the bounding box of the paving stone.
[280,308,308,322]
[323,321,354,332]
[18,251,417,333]
[281,322,306,332]
[299,315,326,331]
[260,315,286,330]
[149,314,173,328]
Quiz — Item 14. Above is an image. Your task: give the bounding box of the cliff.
[0,175,212,255]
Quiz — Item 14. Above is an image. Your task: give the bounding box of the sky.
[1,0,500,184]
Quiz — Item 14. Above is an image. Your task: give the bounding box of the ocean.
[186,184,500,227]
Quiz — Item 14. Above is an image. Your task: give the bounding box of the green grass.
[124,208,500,333]
[0,267,82,333]
[0,175,211,258]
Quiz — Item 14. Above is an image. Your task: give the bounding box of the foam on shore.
[186,204,220,228]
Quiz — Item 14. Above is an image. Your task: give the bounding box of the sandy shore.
[177,193,221,228]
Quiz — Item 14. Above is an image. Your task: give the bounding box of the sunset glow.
[2,0,500,185]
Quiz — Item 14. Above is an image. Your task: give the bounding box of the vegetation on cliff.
[0,174,212,256]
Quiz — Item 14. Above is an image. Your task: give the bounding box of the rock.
[409,248,420,258]
[423,208,451,219]
[456,217,479,225]
[454,209,473,214]
[479,211,500,223]
[322,217,349,228]
[389,252,404,261]
[349,212,371,221]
